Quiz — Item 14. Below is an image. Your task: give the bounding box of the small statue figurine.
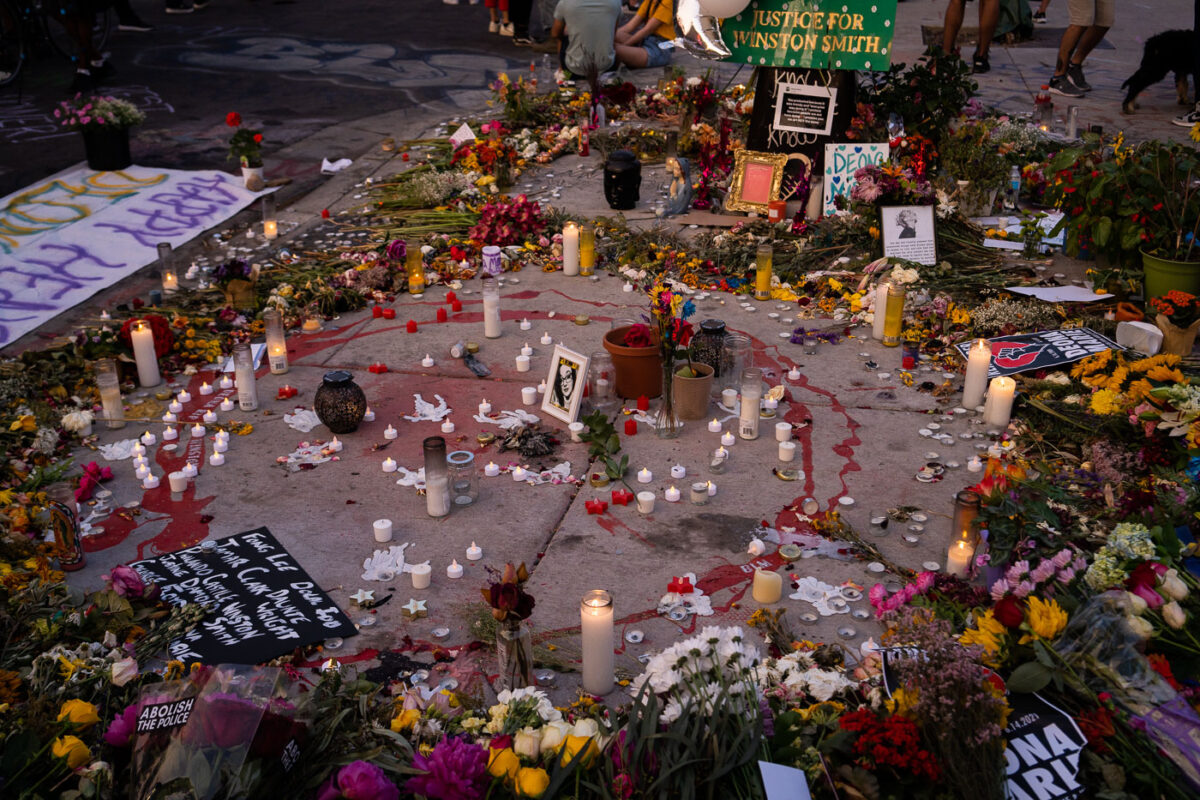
[664,156,693,217]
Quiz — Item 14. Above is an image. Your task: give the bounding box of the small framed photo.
[726,150,789,214]
[541,345,590,425]
[880,205,937,266]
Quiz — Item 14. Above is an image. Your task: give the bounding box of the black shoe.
[68,70,94,93]
[90,59,115,81]
[1032,10,1047,23]
[1172,103,1200,127]
[1066,63,1091,91]
[1048,75,1085,98]
[972,53,990,74]
[118,15,154,31]
[164,2,193,13]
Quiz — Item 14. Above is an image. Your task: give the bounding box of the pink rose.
[103,564,145,598]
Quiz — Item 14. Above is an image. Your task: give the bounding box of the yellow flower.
[1025,596,1068,640]
[886,687,919,717]
[52,735,90,769]
[559,734,600,768]
[390,708,420,733]
[960,610,1007,665]
[795,700,844,723]
[488,747,520,781]
[1089,389,1125,416]
[57,699,100,730]
[827,278,843,292]
[1146,365,1185,383]
[9,414,36,432]
[516,766,550,797]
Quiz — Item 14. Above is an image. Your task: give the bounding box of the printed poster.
[723,0,899,71]
[952,328,1121,378]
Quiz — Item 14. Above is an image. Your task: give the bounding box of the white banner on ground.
[0,165,269,348]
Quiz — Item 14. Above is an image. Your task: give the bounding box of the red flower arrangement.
[467,195,544,247]
[118,314,174,358]
[1150,290,1200,326]
[481,562,535,622]
[226,111,264,168]
[839,708,941,781]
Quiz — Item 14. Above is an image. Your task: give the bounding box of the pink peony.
[104,703,138,747]
[103,565,145,597]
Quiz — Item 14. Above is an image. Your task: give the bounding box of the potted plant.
[55,94,145,171]
[213,258,258,308]
[226,111,265,190]
[1149,290,1200,355]
[1047,139,1200,299]
[937,119,1008,217]
[602,322,662,400]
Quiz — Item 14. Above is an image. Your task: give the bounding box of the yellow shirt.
[637,0,676,40]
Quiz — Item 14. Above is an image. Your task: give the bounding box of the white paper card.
[449,123,476,149]
[221,343,265,372]
[1006,286,1112,303]
[758,761,813,800]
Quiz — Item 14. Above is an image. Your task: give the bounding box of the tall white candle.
[984,376,1016,430]
[130,320,161,387]
[963,339,992,409]
[483,277,502,339]
[580,589,614,695]
[872,282,890,340]
[946,539,974,578]
[426,472,451,517]
[562,222,580,276]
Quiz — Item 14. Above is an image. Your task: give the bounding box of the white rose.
[1126,614,1154,640]
[540,720,570,752]
[111,657,139,687]
[1162,601,1187,630]
[514,727,541,759]
[1126,591,1148,615]
[1160,569,1189,601]
[570,718,599,739]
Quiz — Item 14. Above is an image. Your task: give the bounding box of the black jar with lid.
[314,370,367,433]
[691,319,727,378]
[604,149,641,210]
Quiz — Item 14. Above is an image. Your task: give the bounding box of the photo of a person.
[549,357,580,412]
[896,208,919,239]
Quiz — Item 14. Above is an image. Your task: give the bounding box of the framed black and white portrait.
[880,205,937,266]
[542,345,589,425]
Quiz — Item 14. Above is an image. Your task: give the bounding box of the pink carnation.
[1052,549,1073,568]
[915,571,936,594]
[989,578,1011,601]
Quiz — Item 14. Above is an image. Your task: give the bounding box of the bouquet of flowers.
[212,258,256,289]
[1150,289,1200,325]
[646,282,696,436]
[483,563,537,691]
[55,94,145,131]
[467,194,544,247]
[226,112,264,168]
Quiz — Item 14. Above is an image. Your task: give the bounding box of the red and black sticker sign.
[954,328,1120,378]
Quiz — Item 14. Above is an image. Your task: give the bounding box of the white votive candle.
[168,401,183,414]
[213,440,228,453]
[516,355,531,372]
[537,380,547,395]
[135,465,150,480]
[168,471,188,493]
[190,424,205,438]
[411,563,432,589]
[751,569,783,604]
[670,464,686,479]
[328,436,343,453]
[521,343,533,357]
[775,422,792,442]
[479,399,492,415]
[142,474,160,489]
[707,418,722,433]
[219,375,233,390]
[569,421,585,442]
[484,461,500,477]
[162,412,177,423]
[202,410,217,424]
[707,481,717,497]
[520,318,532,330]
[636,491,656,513]
[363,407,375,422]
[441,420,456,434]
[720,431,735,447]
[779,441,796,462]
[219,398,234,412]
[664,485,681,502]
[384,424,398,440]
[447,559,464,579]
[540,332,553,346]
[140,431,156,446]
[131,442,146,457]
[637,467,653,484]
[209,452,225,466]
[787,367,801,381]
[163,426,178,441]
[521,386,537,404]
[721,388,738,408]
[199,382,213,396]
[177,390,191,403]
[512,466,528,481]
[466,541,483,560]
[946,539,974,578]
[182,462,198,478]
[422,354,435,368]
[382,457,397,472]
[373,519,393,543]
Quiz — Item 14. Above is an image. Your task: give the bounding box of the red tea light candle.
[372,306,384,318]
[624,419,638,435]
[585,499,608,515]
[446,291,457,303]
[406,320,418,333]
[277,385,298,400]
[451,300,463,312]
[436,308,448,323]
[382,308,396,320]
[368,362,389,374]
[636,395,649,411]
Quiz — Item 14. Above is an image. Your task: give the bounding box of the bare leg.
[1054,24,1085,75]
[976,0,999,57]
[1037,0,1051,12]
[1069,25,1109,65]
[614,43,648,68]
[943,0,965,54]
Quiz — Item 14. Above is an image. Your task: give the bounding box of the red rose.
[253,133,263,143]
[993,594,1024,628]
[225,112,241,127]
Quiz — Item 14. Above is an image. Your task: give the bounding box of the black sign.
[131,528,356,664]
[747,67,856,175]
[953,328,1120,378]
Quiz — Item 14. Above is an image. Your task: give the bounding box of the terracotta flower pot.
[672,363,714,420]
[602,326,662,399]
[1154,314,1200,356]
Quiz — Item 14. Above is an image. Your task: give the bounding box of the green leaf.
[1094,216,1113,247]
[1007,661,1052,693]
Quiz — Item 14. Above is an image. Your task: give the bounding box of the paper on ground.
[1007,285,1112,303]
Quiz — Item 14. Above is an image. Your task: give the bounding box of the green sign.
[722,0,898,72]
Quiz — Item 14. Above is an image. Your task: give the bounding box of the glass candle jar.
[720,333,752,395]
[754,243,773,301]
[588,351,617,411]
[579,223,596,276]
[952,490,982,547]
[447,450,479,506]
[314,370,367,433]
[882,283,906,347]
[233,342,258,411]
[739,367,763,440]
[94,358,125,429]
[406,249,425,295]
[263,308,288,374]
[262,193,278,240]
[45,483,86,571]
[158,242,178,293]
[424,437,451,518]
[482,276,502,338]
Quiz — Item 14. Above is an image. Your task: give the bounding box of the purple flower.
[1052,549,1073,569]
[1030,560,1057,584]
[103,703,138,747]
[103,565,145,597]
[318,761,399,800]
[1056,567,1077,584]
[405,737,488,800]
[384,239,406,261]
[989,578,1010,601]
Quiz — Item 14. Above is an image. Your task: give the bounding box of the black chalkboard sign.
[131,527,356,664]
[746,67,857,175]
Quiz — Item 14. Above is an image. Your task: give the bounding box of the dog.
[1121,29,1194,114]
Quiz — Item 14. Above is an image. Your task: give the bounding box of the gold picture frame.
[725,150,789,214]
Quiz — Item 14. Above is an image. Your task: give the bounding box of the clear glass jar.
[447,450,479,506]
[406,249,425,295]
[952,490,982,547]
[588,351,617,411]
[233,342,258,411]
[94,358,125,429]
[158,242,178,293]
[424,436,451,517]
[720,333,752,395]
[263,308,288,374]
[754,243,773,301]
[739,367,763,440]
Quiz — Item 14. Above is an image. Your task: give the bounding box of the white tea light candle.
[373,519,393,543]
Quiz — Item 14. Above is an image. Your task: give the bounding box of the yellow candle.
[882,283,906,346]
[754,243,773,301]
[579,223,595,275]
[406,249,425,294]
[263,220,278,240]
[751,569,782,603]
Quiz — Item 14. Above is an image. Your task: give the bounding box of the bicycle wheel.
[0,0,25,87]
[42,3,112,65]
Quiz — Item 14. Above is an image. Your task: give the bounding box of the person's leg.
[975,0,999,58]
[509,0,532,43]
[942,0,965,54]
[1054,24,1084,76]
[1069,24,1108,65]
[615,42,649,68]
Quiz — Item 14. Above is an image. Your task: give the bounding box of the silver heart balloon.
[675,0,731,60]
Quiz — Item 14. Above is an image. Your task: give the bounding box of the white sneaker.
[488,20,499,33]
[500,22,514,36]
[1172,103,1200,128]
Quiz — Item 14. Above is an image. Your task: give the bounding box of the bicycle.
[0,0,113,88]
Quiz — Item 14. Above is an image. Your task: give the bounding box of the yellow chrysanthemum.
[1024,596,1069,641]
[390,708,420,733]
[1089,389,1125,416]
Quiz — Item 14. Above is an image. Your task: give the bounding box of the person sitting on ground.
[614,0,675,69]
[941,0,999,73]
[549,0,622,80]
